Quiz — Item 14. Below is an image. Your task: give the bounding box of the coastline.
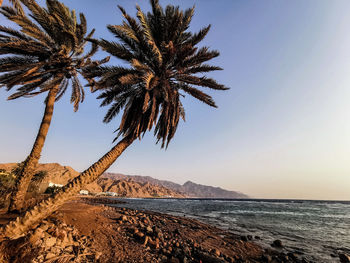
[0,197,314,263]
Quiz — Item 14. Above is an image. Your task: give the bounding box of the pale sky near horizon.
[1,0,350,200]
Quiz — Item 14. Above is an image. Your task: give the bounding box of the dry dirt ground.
[0,198,302,263]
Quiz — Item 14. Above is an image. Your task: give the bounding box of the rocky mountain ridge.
[0,163,183,198]
[0,163,248,198]
[103,173,249,198]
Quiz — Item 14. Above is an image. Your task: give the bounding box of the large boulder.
[339,253,350,263]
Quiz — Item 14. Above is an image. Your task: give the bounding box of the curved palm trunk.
[8,88,58,212]
[2,135,135,240]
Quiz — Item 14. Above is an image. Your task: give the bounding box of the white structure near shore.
[48,182,63,188]
[96,192,118,197]
[79,190,89,195]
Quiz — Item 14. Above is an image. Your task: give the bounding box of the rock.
[60,235,72,248]
[183,245,191,256]
[146,226,153,233]
[195,251,226,263]
[155,238,160,249]
[95,252,103,260]
[64,246,73,253]
[339,253,350,263]
[36,255,44,261]
[154,227,163,237]
[143,235,153,246]
[173,247,183,259]
[44,237,57,248]
[287,252,298,260]
[45,253,56,260]
[271,239,283,248]
[211,248,221,257]
[50,247,61,254]
[142,217,149,225]
[134,231,144,239]
[240,236,248,241]
[280,255,289,261]
[169,257,180,263]
[261,255,272,262]
[160,255,168,262]
[29,229,44,245]
[38,224,49,232]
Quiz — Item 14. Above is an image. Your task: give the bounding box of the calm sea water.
[112,198,350,262]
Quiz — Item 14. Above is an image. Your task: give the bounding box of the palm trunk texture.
[2,135,134,240]
[8,88,58,212]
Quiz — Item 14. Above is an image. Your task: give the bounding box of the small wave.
[222,209,315,217]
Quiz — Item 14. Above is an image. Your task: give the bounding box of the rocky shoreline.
[1,197,349,263]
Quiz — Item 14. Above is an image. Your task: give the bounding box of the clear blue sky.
[1,0,350,200]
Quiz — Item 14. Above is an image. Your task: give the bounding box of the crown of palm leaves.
[85,0,228,147]
[0,0,108,111]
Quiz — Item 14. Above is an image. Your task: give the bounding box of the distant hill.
[96,177,183,198]
[0,163,248,198]
[0,163,183,198]
[103,173,249,199]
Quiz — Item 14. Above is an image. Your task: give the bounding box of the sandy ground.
[0,198,304,263]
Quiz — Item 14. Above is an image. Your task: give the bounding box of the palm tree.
[0,0,228,240]
[0,0,105,212]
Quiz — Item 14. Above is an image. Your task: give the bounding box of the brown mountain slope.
[102,173,249,199]
[1,163,248,198]
[0,163,183,198]
[96,178,183,197]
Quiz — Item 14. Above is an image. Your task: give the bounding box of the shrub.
[44,186,62,194]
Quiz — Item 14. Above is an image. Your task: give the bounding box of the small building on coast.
[79,190,89,195]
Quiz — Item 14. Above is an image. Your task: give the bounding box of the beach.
[0,197,313,263]
[113,198,350,262]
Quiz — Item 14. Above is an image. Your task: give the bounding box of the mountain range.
[0,163,249,198]
[102,173,249,198]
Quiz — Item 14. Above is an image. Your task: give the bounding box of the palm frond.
[94,0,228,147]
[0,0,106,110]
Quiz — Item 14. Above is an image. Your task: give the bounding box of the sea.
[111,198,350,263]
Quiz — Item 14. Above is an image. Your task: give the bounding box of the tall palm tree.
[0,0,106,212]
[0,0,228,240]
